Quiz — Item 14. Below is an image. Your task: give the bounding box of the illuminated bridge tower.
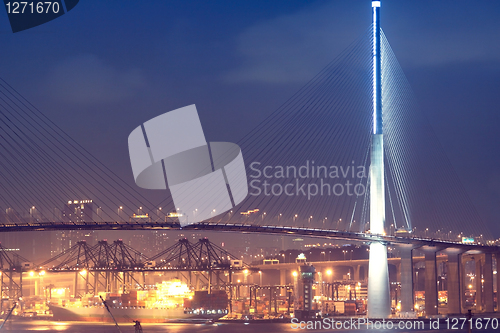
[367,0,391,318]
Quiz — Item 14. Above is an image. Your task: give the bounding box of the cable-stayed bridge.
[0,0,498,318]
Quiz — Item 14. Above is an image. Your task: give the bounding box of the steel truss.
[0,243,29,310]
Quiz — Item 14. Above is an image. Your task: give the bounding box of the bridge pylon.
[367,0,391,319]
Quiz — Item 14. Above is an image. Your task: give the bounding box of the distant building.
[62,200,94,223]
[51,230,98,256]
[52,200,98,255]
[152,230,170,253]
[0,231,52,262]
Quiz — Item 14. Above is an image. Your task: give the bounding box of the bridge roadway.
[255,256,438,271]
[0,220,497,252]
[253,257,435,291]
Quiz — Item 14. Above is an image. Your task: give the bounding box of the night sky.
[0,0,499,237]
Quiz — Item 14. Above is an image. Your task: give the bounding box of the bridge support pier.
[483,253,494,312]
[445,248,462,314]
[108,272,113,293]
[280,269,287,296]
[93,272,98,295]
[497,253,500,312]
[353,265,361,282]
[461,255,468,312]
[424,247,439,316]
[475,257,483,311]
[367,242,390,318]
[73,272,78,298]
[208,271,212,294]
[215,271,221,289]
[399,245,414,313]
[113,272,119,293]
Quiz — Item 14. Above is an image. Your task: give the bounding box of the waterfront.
[3,320,500,332]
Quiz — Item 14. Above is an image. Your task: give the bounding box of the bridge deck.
[0,221,497,252]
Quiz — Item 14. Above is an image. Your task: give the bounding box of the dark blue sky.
[0,0,499,236]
